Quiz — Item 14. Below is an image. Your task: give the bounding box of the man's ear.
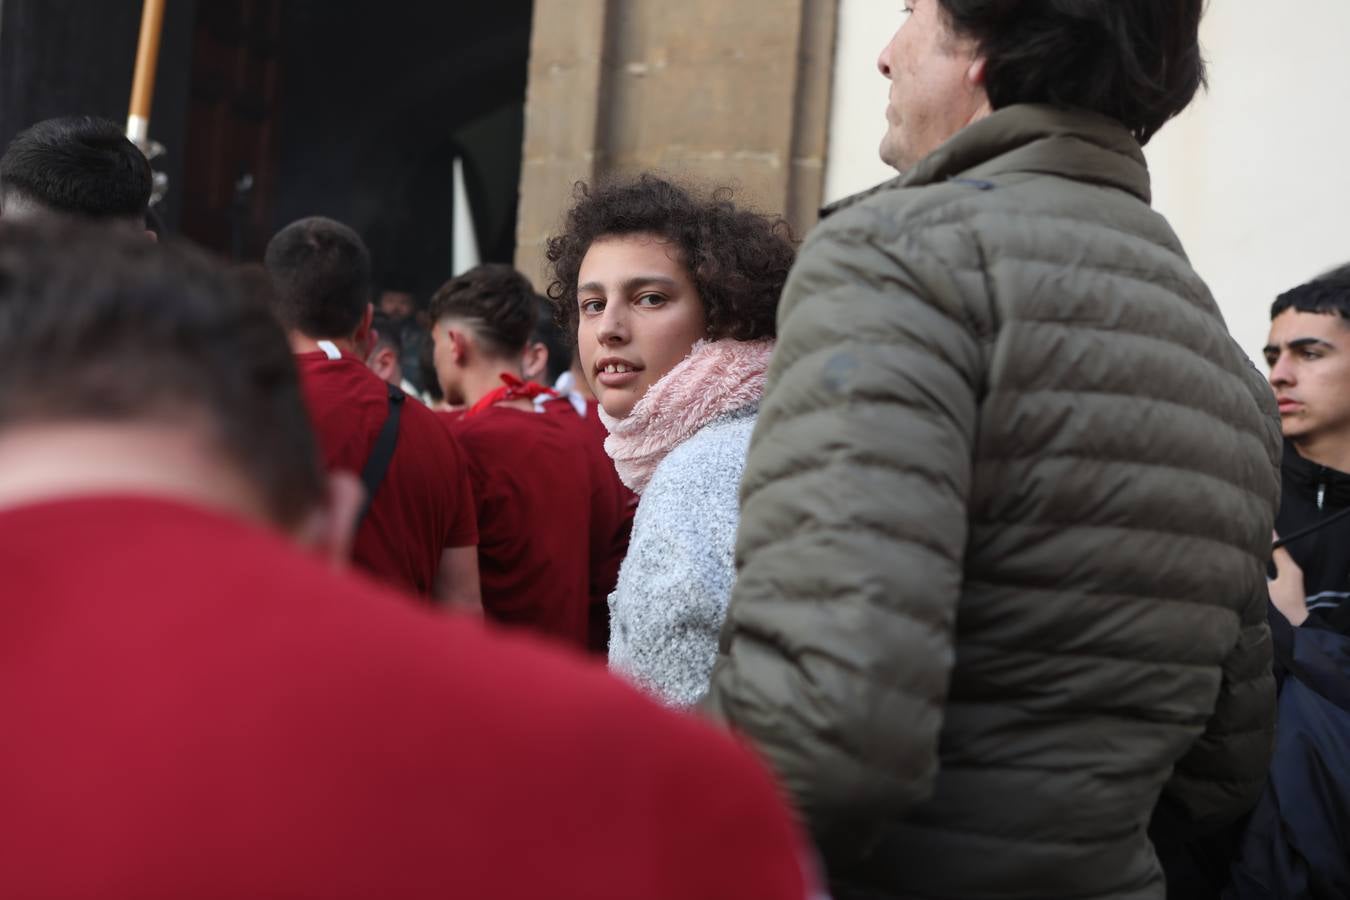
[294,471,366,567]
[964,57,993,120]
[370,346,399,384]
[967,56,987,88]
[449,328,471,365]
[521,341,549,381]
[144,229,159,242]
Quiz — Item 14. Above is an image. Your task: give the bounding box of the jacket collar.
[823,104,1151,218]
[1283,439,1350,509]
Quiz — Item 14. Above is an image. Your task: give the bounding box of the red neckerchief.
[464,372,559,418]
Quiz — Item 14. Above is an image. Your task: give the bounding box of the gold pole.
[126,0,167,147]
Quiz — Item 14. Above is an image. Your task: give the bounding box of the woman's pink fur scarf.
[599,339,775,494]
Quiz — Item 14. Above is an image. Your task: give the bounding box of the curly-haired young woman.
[547,174,795,707]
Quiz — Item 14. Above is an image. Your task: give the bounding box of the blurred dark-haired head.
[264,216,373,339]
[0,218,326,529]
[367,311,405,387]
[0,116,153,224]
[378,289,416,322]
[370,311,404,355]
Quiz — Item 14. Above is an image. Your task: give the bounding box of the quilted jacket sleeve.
[1155,367,1279,840]
[705,204,986,844]
[1153,581,1276,838]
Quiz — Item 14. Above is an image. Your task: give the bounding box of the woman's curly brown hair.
[545,175,796,341]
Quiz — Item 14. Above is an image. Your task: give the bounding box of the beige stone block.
[516,161,596,239]
[521,66,604,158]
[528,0,609,69]
[604,155,788,218]
[517,0,838,274]
[626,1,804,62]
[515,156,600,287]
[599,65,798,162]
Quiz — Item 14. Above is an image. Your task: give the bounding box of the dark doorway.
[178,0,534,299]
[178,0,283,260]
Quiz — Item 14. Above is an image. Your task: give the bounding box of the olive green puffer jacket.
[706,105,1280,900]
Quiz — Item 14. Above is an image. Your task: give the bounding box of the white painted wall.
[823,1,897,203]
[824,0,1350,363]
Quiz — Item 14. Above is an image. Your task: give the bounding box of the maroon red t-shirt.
[446,405,598,649]
[542,396,637,655]
[296,351,476,599]
[0,495,812,899]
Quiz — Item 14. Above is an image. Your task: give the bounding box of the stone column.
[514,0,838,292]
[513,0,612,290]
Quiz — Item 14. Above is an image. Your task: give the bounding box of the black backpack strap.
[356,383,405,530]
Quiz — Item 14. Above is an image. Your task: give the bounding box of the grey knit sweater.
[608,406,757,708]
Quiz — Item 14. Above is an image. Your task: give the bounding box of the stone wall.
[514,0,838,291]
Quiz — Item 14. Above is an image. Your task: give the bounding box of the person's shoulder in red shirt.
[296,348,478,603]
[2,495,813,899]
[266,217,478,608]
[542,392,637,655]
[450,403,596,646]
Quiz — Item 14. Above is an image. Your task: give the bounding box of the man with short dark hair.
[1264,265,1350,632]
[1224,265,1350,899]
[431,264,620,650]
[707,2,1280,897]
[0,218,815,899]
[378,287,416,322]
[376,284,435,395]
[0,115,153,232]
[367,311,405,387]
[265,216,479,607]
[1218,266,1350,900]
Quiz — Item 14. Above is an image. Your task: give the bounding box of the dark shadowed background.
[0,0,533,299]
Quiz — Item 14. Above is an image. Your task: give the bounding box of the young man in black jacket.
[1264,264,1350,634]
[1217,266,1350,898]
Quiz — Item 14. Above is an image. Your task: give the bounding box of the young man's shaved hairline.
[436,314,523,359]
